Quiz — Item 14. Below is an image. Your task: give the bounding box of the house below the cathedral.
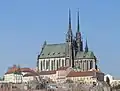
[37,9,98,72]
[38,66,104,84]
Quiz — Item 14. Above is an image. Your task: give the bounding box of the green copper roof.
[39,43,66,58]
[76,51,95,59]
[39,43,95,59]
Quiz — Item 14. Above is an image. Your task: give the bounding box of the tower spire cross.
[69,9,71,30]
[77,9,80,32]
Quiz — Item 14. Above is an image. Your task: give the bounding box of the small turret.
[85,39,88,52]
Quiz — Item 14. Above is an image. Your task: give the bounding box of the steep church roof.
[39,43,66,58]
[39,43,95,59]
[75,51,95,59]
[39,9,96,60]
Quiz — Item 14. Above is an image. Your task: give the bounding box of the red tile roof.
[66,71,96,77]
[57,66,70,70]
[23,72,38,77]
[38,67,70,75]
[38,66,70,75]
[39,70,56,75]
[20,68,35,72]
[5,65,35,74]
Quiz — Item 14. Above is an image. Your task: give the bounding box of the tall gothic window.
[46,60,49,70]
[54,60,55,70]
[59,59,61,67]
[86,61,88,70]
[65,60,67,66]
[49,60,50,70]
[90,61,93,69]
[69,59,71,66]
[62,59,64,67]
[41,61,42,71]
[82,61,85,71]
[51,61,54,70]
[43,60,45,70]
[84,60,86,71]
[57,60,58,69]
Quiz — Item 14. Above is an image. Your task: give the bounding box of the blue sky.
[0,0,120,76]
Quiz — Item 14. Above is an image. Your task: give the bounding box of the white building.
[38,66,104,84]
[104,74,120,87]
[66,69,104,84]
[4,73,22,83]
[4,65,38,83]
[23,73,39,83]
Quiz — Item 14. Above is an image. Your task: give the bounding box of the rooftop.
[5,65,35,74]
[39,42,95,59]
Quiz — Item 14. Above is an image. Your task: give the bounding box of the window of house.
[54,60,55,69]
[90,61,93,69]
[65,60,67,66]
[59,59,61,67]
[57,60,59,69]
[51,61,54,70]
[43,60,45,69]
[41,61,42,70]
[46,60,49,70]
[62,59,64,66]
[86,61,88,70]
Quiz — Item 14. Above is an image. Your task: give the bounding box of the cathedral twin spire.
[68,9,80,33]
[85,39,88,52]
[77,9,80,32]
[67,9,89,52]
[69,9,72,30]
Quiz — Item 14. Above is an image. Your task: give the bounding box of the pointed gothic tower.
[66,9,73,42]
[76,10,83,52]
[85,39,88,52]
[65,9,74,68]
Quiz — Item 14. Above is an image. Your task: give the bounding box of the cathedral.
[37,9,98,72]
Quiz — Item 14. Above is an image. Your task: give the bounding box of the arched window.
[90,61,93,69]
[59,59,61,67]
[69,59,71,66]
[48,60,50,70]
[41,61,42,71]
[65,60,67,66]
[51,61,54,70]
[54,60,55,70]
[43,60,45,70]
[46,60,49,70]
[86,61,88,70]
[82,61,84,71]
[62,59,64,67]
[57,60,59,69]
